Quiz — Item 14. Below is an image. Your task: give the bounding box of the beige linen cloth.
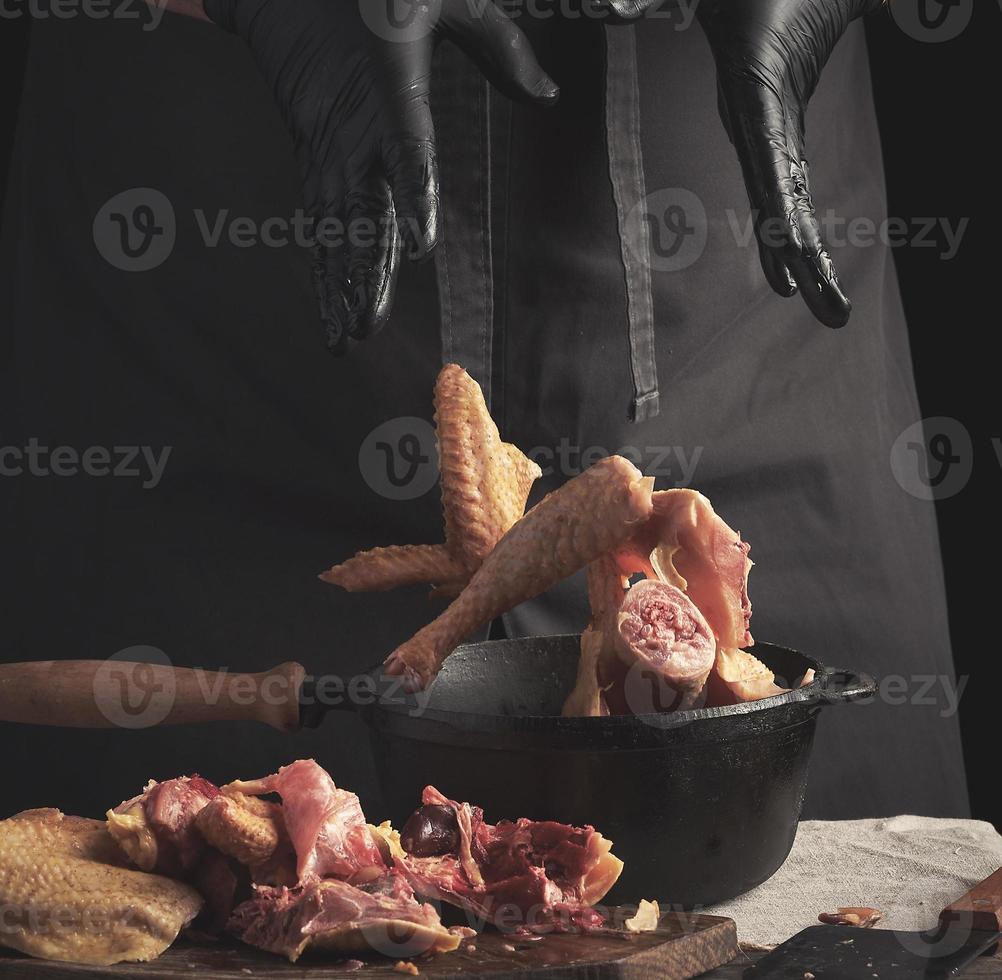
[704,817,1002,948]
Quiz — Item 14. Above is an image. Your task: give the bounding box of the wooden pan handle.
[0,660,305,733]
[940,867,1002,933]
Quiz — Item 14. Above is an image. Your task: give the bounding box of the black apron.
[0,8,968,821]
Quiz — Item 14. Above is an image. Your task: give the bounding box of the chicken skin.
[0,809,202,966]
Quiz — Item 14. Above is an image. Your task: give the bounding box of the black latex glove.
[695,0,885,327]
[203,0,558,352]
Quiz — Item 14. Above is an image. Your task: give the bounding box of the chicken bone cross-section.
[563,567,716,717]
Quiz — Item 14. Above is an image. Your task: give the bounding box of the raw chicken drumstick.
[384,456,655,691]
[321,365,541,595]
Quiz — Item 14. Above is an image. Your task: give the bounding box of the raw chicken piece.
[107,775,241,932]
[107,775,220,877]
[614,580,717,712]
[195,792,297,886]
[614,490,781,704]
[435,363,543,569]
[385,456,655,691]
[196,794,282,867]
[229,872,458,963]
[588,553,631,636]
[616,489,753,651]
[189,848,241,935]
[0,809,202,966]
[818,907,883,928]
[375,787,623,935]
[225,759,385,884]
[561,556,627,717]
[706,648,788,704]
[321,364,541,594]
[564,566,716,716]
[624,899,661,933]
[561,627,612,718]
[321,545,467,594]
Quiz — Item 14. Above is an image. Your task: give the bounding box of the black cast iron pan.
[0,637,874,905]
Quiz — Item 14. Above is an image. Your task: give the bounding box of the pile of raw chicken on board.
[323,363,813,714]
[0,761,629,966]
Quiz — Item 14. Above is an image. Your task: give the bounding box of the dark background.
[1,6,998,824]
[864,6,998,829]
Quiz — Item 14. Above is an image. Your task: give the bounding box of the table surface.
[2,942,1000,978]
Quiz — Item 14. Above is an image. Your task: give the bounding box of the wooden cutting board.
[0,911,736,980]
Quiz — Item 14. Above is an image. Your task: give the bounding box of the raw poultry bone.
[614,579,717,712]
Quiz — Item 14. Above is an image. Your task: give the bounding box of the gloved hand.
[203,0,558,352]
[695,0,885,327]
